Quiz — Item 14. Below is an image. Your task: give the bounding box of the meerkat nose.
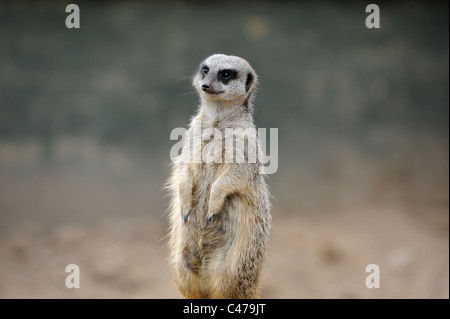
[202,84,211,92]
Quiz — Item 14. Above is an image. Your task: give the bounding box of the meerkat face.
[193,54,258,104]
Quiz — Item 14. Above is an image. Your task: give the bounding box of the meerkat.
[167,54,271,299]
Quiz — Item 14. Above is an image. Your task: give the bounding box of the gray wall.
[0,1,448,229]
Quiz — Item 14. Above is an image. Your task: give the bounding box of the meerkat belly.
[182,163,236,273]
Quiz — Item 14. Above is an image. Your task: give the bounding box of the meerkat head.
[193,54,258,109]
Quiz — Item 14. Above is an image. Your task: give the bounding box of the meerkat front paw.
[179,177,193,224]
[205,210,216,226]
[179,193,193,223]
[205,183,226,226]
[180,205,191,224]
[205,199,223,226]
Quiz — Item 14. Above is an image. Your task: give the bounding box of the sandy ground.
[0,205,448,299]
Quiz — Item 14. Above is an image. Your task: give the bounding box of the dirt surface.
[0,205,447,299]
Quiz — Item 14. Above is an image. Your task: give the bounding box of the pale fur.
[167,54,271,299]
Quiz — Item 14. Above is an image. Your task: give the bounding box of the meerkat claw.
[181,208,190,224]
[206,214,214,226]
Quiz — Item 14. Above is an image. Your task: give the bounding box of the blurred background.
[0,0,448,298]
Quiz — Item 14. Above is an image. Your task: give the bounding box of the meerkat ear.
[245,73,253,92]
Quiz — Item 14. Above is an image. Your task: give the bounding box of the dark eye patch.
[218,69,237,84]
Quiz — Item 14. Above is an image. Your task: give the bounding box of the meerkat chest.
[191,125,226,165]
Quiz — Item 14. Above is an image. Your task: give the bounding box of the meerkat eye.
[223,72,232,80]
[201,66,209,76]
[218,69,237,84]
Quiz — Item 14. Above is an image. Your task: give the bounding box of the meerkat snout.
[201,84,211,92]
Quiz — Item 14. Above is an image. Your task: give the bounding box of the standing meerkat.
[167,54,271,299]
